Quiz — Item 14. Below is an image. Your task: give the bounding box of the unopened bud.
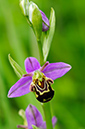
[20,0,50,32]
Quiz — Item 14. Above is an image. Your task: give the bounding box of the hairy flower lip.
[8,57,71,98]
[47,78,54,84]
[17,104,57,129]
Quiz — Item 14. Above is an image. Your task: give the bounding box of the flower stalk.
[42,103,53,129]
[38,41,53,129]
[37,39,44,65]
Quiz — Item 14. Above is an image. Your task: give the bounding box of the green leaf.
[8,54,26,78]
[32,125,39,129]
[43,8,55,61]
[32,7,42,41]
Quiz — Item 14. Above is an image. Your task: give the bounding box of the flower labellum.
[8,57,71,103]
[17,104,57,129]
[30,70,54,103]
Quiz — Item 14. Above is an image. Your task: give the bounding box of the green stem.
[37,39,44,65]
[37,38,53,129]
[42,102,53,129]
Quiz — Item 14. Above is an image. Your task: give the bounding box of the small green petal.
[43,8,55,61]
[8,54,26,78]
[32,7,42,41]
[19,0,32,26]
[32,125,39,129]
[18,109,27,126]
[18,109,26,120]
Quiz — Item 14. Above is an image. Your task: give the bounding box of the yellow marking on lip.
[35,94,38,98]
[36,88,50,95]
[43,99,46,102]
[38,81,41,86]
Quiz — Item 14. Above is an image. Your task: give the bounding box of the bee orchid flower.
[8,57,71,103]
[17,104,57,129]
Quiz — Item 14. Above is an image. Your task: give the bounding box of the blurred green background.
[0,0,85,129]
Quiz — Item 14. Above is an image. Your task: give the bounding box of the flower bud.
[20,0,50,32]
[28,2,39,23]
[19,0,29,16]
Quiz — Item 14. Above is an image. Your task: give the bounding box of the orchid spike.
[8,57,71,103]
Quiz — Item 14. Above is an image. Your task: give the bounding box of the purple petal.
[25,57,40,73]
[42,62,72,80]
[52,116,57,128]
[40,121,46,129]
[25,104,44,129]
[8,76,32,98]
[40,10,50,31]
[40,116,57,129]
